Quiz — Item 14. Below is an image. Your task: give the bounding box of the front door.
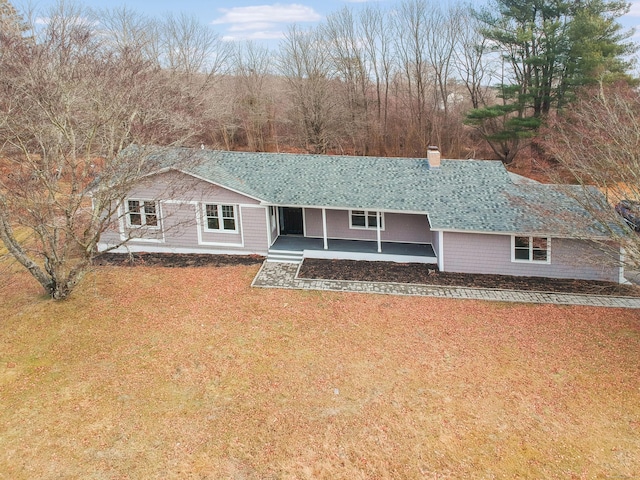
[279,207,304,235]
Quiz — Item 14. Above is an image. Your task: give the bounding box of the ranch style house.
[98,146,624,283]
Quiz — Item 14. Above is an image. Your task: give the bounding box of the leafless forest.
[206,2,492,159]
[9,1,503,159]
[4,0,636,161]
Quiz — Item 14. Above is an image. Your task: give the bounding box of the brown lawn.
[1,265,639,479]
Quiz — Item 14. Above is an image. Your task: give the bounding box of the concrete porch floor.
[271,235,435,256]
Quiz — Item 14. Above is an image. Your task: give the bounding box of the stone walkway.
[252,261,640,309]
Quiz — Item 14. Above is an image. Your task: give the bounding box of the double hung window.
[513,236,550,263]
[127,200,158,227]
[350,210,384,230]
[205,204,237,232]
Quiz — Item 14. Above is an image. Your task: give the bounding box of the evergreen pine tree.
[466,0,636,164]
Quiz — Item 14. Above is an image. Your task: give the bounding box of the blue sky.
[25,0,338,41]
[21,0,640,42]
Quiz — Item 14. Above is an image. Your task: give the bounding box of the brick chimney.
[427,146,441,169]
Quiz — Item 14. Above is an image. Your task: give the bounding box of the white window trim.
[511,235,551,264]
[349,210,385,231]
[203,203,239,233]
[125,199,160,229]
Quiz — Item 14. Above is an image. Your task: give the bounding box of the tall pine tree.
[466,0,635,164]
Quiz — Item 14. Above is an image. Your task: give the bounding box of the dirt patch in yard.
[95,253,640,297]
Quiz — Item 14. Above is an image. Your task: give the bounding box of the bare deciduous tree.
[323,7,371,154]
[0,0,28,38]
[423,3,465,153]
[278,25,340,154]
[452,4,494,111]
[360,4,395,154]
[159,12,231,79]
[542,82,640,269]
[96,6,155,58]
[0,1,201,299]
[233,41,274,151]
[393,0,432,154]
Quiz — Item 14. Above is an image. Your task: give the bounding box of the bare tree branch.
[0,1,204,299]
[542,82,640,270]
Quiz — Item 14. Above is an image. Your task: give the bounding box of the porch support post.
[265,206,272,246]
[376,211,382,253]
[437,230,444,271]
[322,208,328,250]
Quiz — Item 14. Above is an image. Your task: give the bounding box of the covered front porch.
[269,236,437,264]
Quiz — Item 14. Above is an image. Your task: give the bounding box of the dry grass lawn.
[1,264,639,479]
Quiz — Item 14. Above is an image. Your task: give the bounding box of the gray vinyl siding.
[241,206,270,253]
[303,208,322,237]
[443,232,619,282]
[100,226,122,246]
[388,213,432,242]
[155,202,198,247]
[100,195,127,246]
[127,170,262,205]
[304,209,432,243]
[100,171,269,255]
[156,203,267,254]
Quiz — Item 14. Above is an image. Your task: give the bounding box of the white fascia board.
[435,227,611,241]
[426,214,434,229]
[259,203,429,215]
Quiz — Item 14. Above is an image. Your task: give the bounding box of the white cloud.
[628,2,640,16]
[227,22,275,32]
[222,30,287,42]
[213,4,321,25]
[212,3,321,41]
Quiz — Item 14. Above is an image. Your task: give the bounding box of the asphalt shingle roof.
[140,146,607,237]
